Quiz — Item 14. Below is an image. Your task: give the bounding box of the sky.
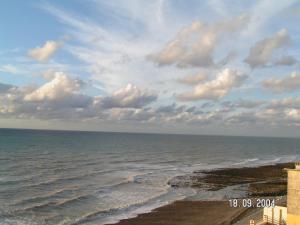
[1,0,300,137]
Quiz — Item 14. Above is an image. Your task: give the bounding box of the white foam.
[0,218,39,225]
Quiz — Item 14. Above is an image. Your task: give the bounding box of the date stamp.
[229,198,275,208]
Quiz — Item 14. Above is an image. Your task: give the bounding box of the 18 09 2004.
[229,198,275,208]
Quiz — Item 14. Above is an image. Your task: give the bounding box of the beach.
[107,163,293,225]
[107,200,247,225]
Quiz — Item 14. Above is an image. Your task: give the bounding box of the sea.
[1,128,300,225]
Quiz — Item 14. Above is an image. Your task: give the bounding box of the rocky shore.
[169,162,294,197]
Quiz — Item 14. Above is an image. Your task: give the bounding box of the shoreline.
[105,162,294,225]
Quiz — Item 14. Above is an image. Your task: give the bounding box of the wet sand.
[107,162,294,225]
[107,201,247,225]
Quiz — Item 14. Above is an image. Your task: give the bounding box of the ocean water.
[1,129,300,225]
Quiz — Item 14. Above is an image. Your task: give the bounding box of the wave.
[55,194,92,207]
[232,158,259,166]
[0,218,40,225]
[0,173,44,186]
[13,188,78,206]
[17,201,56,212]
[232,155,300,167]
[2,168,120,193]
[66,190,178,225]
[14,194,92,214]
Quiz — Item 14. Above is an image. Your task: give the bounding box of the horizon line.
[0,127,299,140]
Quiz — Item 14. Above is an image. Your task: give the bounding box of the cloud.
[98,84,157,109]
[0,75,159,122]
[177,68,247,101]
[269,97,300,109]
[244,29,291,68]
[177,72,208,85]
[23,72,92,110]
[0,64,21,74]
[221,99,265,109]
[273,55,298,66]
[255,107,300,125]
[28,40,63,62]
[0,83,13,93]
[107,108,156,122]
[148,15,248,68]
[226,111,258,124]
[24,72,84,101]
[285,108,300,121]
[263,71,300,93]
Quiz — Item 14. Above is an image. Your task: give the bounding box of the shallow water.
[0,129,300,225]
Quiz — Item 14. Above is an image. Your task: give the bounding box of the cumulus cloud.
[28,40,63,62]
[0,75,161,122]
[177,72,208,85]
[285,109,300,121]
[98,84,157,109]
[3,76,300,127]
[24,72,85,101]
[0,79,220,125]
[244,29,291,68]
[177,68,247,101]
[263,72,300,93]
[149,15,248,68]
[255,107,300,125]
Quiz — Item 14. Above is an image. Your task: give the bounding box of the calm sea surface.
[1,129,300,225]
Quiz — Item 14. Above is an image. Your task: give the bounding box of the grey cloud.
[269,97,300,109]
[226,112,258,124]
[273,55,298,66]
[98,84,157,109]
[222,99,265,109]
[3,74,300,128]
[0,83,13,93]
[263,72,300,93]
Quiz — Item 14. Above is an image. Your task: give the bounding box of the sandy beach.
[107,162,294,225]
[107,200,248,225]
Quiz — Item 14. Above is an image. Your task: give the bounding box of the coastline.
[106,162,293,225]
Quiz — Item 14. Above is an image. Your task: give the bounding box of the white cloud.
[285,108,300,120]
[0,64,22,74]
[149,15,248,68]
[177,72,208,85]
[97,84,157,108]
[255,107,300,125]
[28,40,63,62]
[263,71,300,93]
[244,29,291,68]
[24,72,84,102]
[177,68,247,101]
